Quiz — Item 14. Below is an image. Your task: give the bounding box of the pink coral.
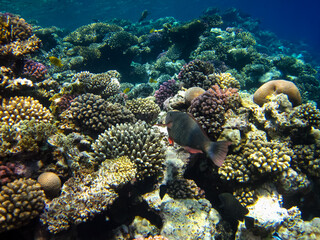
[154,79,179,109]
[21,59,47,81]
[0,161,25,185]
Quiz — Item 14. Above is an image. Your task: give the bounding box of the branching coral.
[178,59,215,89]
[208,72,240,89]
[0,96,53,126]
[126,97,160,124]
[0,178,45,233]
[188,85,239,140]
[154,79,179,109]
[40,156,136,233]
[92,121,165,180]
[68,93,135,133]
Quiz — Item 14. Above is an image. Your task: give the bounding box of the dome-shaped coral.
[253,80,302,107]
[37,172,61,198]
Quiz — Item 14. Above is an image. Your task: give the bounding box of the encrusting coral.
[0,178,45,233]
[92,121,165,180]
[40,155,136,234]
[126,97,161,124]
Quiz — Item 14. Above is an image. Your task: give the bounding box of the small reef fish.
[149,78,157,84]
[49,56,63,67]
[218,193,249,221]
[138,9,148,22]
[165,111,230,167]
[123,88,130,94]
[149,28,155,33]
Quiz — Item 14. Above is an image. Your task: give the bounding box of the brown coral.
[37,172,61,198]
[0,178,45,233]
[0,96,53,126]
[126,97,160,124]
[253,80,302,107]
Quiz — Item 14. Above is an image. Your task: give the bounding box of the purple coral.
[154,79,179,109]
[0,161,25,185]
[22,59,47,81]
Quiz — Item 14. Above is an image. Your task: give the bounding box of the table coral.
[0,178,45,233]
[68,93,135,133]
[0,96,53,126]
[126,97,160,124]
[92,121,165,180]
[40,155,136,233]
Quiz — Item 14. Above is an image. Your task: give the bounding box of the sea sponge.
[184,86,205,105]
[0,96,53,126]
[253,80,302,107]
[126,97,160,124]
[68,93,135,133]
[0,178,45,233]
[37,172,61,198]
[40,155,136,233]
[92,121,165,180]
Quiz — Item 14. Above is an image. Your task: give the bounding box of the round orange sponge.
[37,172,61,198]
[253,80,302,107]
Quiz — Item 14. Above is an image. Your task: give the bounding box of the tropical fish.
[165,111,230,167]
[123,88,130,94]
[149,78,157,84]
[218,193,249,221]
[49,56,63,67]
[149,28,155,33]
[138,9,148,22]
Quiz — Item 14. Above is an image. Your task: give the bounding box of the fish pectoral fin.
[184,146,203,154]
[168,137,174,145]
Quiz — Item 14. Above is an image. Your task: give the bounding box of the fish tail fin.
[205,141,231,167]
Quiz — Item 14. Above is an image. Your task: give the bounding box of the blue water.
[1,0,319,55]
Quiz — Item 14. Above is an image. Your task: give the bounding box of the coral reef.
[184,86,205,105]
[37,172,61,198]
[253,80,302,107]
[188,85,239,139]
[92,121,165,180]
[0,178,45,233]
[154,79,179,109]
[0,162,23,186]
[41,155,136,233]
[21,59,47,81]
[126,97,160,124]
[68,93,135,133]
[0,96,53,126]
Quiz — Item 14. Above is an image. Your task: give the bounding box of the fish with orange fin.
[165,111,231,167]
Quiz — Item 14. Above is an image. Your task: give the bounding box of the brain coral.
[37,172,61,198]
[0,178,45,233]
[253,80,302,107]
[41,155,136,233]
[68,93,135,133]
[0,96,53,126]
[178,59,215,89]
[71,70,121,98]
[188,85,239,140]
[92,121,165,180]
[126,97,160,124]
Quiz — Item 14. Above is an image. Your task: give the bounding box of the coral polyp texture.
[154,79,179,109]
[40,155,136,233]
[188,84,239,139]
[126,97,161,123]
[68,93,135,133]
[0,178,45,233]
[0,13,41,59]
[92,121,165,180]
[178,59,215,89]
[0,96,53,126]
[21,59,47,81]
[71,70,121,98]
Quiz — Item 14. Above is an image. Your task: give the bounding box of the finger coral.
[92,121,165,180]
[154,79,179,109]
[0,178,45,233]
[0,96,53,126]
